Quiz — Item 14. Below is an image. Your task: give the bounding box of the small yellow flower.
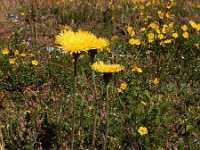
[9,58,16,65]
[132,65,143,73]
[163,39,172,44]
[147,33,155,43]
[140,27,146,32]
[157,10,164,19]
[14,50,19,55]
[169,22,174,28]
[138,126,148,136]
[127,26,135,37]
[149,22,159,30]
[145,50,153,55]
[189,20,197,29]
[158,34,165,40]
[153,77,160,84]
[182,32,189,39]
[20,12,25,16]
[162,24,168,33]
[181,25,188,31]
[120,82,128,90]
[2,48,10,55]
[129,38,141,46]
[148,33,155,39]
[20,52,26,57]
[172,32,178,38]
[32,60,39,66]
[117,82,128,93]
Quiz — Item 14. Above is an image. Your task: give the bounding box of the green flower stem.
[90,49,98,149]
[91,69,98,149]
[71,54,79,150]
[103,83,110,150]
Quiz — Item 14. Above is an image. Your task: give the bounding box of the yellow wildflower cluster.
[127,26,135,37]
[92,61,124,73]
[117,82,128,93]
[55,29,109,54]
[129,38,141,46]
[127,26,141,46]
[1,47,39,66]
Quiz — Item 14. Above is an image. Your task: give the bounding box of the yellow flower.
[172,32,178,38]
[181,25,188,31]
[117,81,127,93]
[20,12,25,16]
[157,10,164,19]
[158,34,165,40]
[145,50,153,55]
[189,20,199,31]
[153,77,160,84]
[169,22,174,28]
[132,65,143,73]
[14,50,19,55]
[2,48,10,55]
[182,32,189,39]
[32,60,39,66]
[163,39,172,44]
[140,27,146,32]
[149,22,159,30]
[127,26,135,37]
[197,24,200,31]
[92,61,124,73]
[147,33,155,43]
[189,20,197,29]
[129,38,141,46]
[55,30,109,54]
[95,38,110,51]
[138,126,148,136]
[162,24,168,33]
[147,33,154,39]
[9,58,16,65]
[20,52,26,57]
[120,82,128,90]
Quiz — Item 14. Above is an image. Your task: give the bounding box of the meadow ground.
[0,0,200,149]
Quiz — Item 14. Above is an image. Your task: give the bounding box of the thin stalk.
[0,128,5,150]
[71,54,78,150]
[90,50,98,149]
[91,69,98,149]
[103,84,110,150]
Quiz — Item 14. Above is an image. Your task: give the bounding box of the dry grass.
[0,0,60,22]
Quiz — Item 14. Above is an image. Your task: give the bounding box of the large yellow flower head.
[92,61,124,73]
[94,38,109,51]
[55,29,109,54]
